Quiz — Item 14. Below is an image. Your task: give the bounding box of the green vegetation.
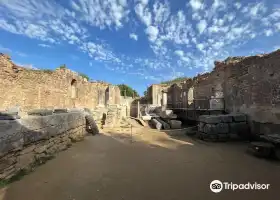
[143,91,147,97]
[79,73,90,81]
[58,64,67,69]
[160,76,189,84]
[117,84,139,97]
[42,69,53,74]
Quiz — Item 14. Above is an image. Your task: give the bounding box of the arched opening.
[105,87,110,105]
[71,79,77,99]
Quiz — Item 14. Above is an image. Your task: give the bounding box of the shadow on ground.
[1,126,280,200]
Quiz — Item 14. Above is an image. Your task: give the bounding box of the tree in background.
[143,91,147,97]
[117,84,139,98]
[58,64,67,69]
[161,76,189,84]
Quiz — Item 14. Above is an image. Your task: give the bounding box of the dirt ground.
[1,127,280,200]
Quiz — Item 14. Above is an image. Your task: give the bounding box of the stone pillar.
[137,101,140,118]
[162,91,167,110]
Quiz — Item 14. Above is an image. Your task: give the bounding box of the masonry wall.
[151,49,280,135]
[0,54,121,114]
[0,112,86,180]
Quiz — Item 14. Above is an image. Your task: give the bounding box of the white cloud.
[135,2,152,26]
[145,26,159,42]
[174,50,184,57]
[197,43,204,51]
[275,23,280,31]
[153,1,170,27]
[234,2,242,10]
[70,0,129,29]
[265,29,273,37]
[189,0,203,11]
[249,2,267,18]
[197,20,207,34]
[129,33,138,41]
[212,0,226,11]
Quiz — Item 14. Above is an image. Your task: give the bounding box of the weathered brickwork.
[147,49,280,135]
[0,53,121,115]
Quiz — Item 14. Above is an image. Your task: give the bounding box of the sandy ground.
[1,128,280,200]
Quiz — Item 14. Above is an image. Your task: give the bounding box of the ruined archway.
[71,79,77,99]
[105,87,110,105]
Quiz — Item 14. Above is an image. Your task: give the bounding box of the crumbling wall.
[0,54,120,114]
[0,112,86,180]
[150,49,280,135]
[222,51,280,134]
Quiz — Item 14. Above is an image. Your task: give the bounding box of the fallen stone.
[248,142,274,158]
[203,124,217,134]
[156,118,170,129]
[151,119,162,130]
[169,120,182,129]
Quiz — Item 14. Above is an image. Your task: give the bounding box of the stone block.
[23,129,49,145]
[169,120,182,129]
[16,151,35,169]
[0,165,17,180]
[34,145,47,154]
[203,124,217,134]
[20,145,36,155]
[216,123,229,134]
[0,119,23,136]
[0,155,17,171]
[230,122,249,134]
[219,115,233,123]
[27,109,53,116]
[151,119,162,130]
[156,118,170,129]
[232,114,247,122]
[198,122,205,132]
[199,115,221,124]
[0,131,24,156]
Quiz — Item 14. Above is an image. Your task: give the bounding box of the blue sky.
[0,0,280,95]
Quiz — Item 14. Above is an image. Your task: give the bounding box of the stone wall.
[0,111,86,180]
[198,114,249,141]
[147,49,280,135]
[0,53,121,115]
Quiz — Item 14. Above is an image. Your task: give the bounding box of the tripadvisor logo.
[210,180,223,193]
[210,180,270,193]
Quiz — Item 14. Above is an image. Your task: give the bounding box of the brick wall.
[0,54,121,114]
[149,49,280,135]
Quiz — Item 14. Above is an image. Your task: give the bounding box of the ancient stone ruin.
[146,49,280,137]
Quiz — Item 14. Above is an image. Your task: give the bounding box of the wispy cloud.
[129,33,138,41]
[0,0,279,83]
[38,44,51,48]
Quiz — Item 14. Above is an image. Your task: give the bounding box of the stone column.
[162,91,167,110]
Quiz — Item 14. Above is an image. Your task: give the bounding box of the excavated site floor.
[1,126,280,200]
